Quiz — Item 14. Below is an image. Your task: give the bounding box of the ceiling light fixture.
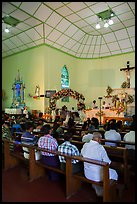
[5,27,10,33]
[2,15,20,27]
[2,15,20,34]
[95,9,115,29]
[108,19,114,25]
[104,21,109,28]
[96,22,101,29]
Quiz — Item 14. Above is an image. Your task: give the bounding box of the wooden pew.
[103,145,128,187]
[3,138,116,202]
[100,138,135,147]
[63,139,129,187]
[3,139,44,182]
[71,156,117,202]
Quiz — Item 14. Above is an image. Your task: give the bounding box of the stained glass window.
[61,65,69,102]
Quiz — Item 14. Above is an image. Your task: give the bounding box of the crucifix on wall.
[120,61,135,88]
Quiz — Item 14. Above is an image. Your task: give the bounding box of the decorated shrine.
[11,70,26,108]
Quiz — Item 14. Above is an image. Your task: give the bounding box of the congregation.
[2,107,135,199]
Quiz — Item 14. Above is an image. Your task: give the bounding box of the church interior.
[2,2,135,202]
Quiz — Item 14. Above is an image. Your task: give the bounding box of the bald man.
[81,132,118,196]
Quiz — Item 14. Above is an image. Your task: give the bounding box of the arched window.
[61,65,69,102]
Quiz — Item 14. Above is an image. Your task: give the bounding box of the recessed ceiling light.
[96,23,101,29]
[108,19,114,25]
[104,21,109,28]
[5,28,10,33]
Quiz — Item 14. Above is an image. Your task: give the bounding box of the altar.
[85,109,125,124]
[5,108,22,115]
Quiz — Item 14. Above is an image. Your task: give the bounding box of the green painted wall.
[2,46,45,112]
[2,44,135,112]
[75,52,135,108]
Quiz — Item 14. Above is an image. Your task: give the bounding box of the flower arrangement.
[77,101,85,111]
[126,94,134,104]
[49,88,85,110]
[95,110,105,117]
[105,85,113,98]
[116,105,125,115]
[121,81,130,88]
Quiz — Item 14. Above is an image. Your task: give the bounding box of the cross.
[120,61,135,88]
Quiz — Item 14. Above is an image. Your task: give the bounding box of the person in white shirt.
[81,132,118,196]
[82,130,93,143]
[123,125,135,150]
[104,122,121,146]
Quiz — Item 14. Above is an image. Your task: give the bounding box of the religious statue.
[11,70,26,108]
[120,61,135,88]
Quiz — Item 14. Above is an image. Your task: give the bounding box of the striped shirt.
[58,141,80,164]
[2,125,14,151]
[21,132,38,145]
[38,134,58,156]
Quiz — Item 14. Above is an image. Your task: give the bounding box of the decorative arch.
[49,88,85,110]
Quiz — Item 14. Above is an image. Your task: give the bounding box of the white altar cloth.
[85,109,124,123]
[5,108,22,114]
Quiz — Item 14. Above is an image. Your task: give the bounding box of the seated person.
[58,131,83,174]
[38,124,60,181]
[67,114,76,134]
[11,119,23,135]
[123,125,135,165]
[52,118,64,138]
[81,132,118,197]
[82,121,89,131]
[104,122,121,146]
[91,117,99,130]
[2,119,14,152]
[21,122,41,160]
[35,119,44,130]
[116,120,123,132]
[82,129,93,143]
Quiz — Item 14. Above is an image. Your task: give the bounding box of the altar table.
[85,109,124,124]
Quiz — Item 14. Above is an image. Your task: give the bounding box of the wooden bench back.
[3,138,111,202]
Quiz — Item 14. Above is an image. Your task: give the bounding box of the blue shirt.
[21,131,38,145]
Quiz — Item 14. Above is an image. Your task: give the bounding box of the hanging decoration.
[49,88,85,111]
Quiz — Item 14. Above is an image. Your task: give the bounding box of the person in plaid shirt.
[58,131,83,173]
[38,124,60,181]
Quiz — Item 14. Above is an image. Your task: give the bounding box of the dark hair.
[41,124,51,134]
[109,122,116,130]
[25,122,34,130]
[63,131,72,141]
[130,124,135,131]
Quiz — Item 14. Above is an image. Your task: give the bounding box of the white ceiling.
[2,2,135,59]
